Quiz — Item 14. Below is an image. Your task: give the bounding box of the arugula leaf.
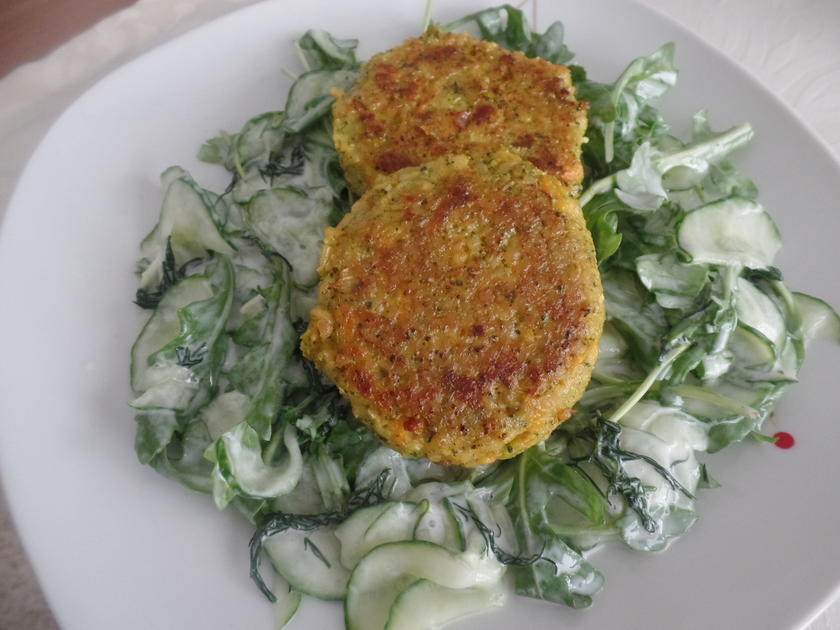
[443,5,573,64]
[578,43,677,164]
[506,448,605,608]
[324,419,381,484]
[601,270,669,368]
[134,408,179,465]
[229,259,296,439]
[530,449,607,526]
[614,142,668,210]
[583,193,625,264]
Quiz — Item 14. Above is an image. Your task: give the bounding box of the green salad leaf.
[503,448,604,608]
[443,4,573,64]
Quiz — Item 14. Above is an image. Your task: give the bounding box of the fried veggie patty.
[301,151,604,466]
[333,29,587,195]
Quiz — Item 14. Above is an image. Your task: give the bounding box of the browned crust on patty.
[332,29,588,195]
[301,151,604,466]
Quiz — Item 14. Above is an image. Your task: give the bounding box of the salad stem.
[580,175,615,207]
[422,0,435,32]
[656,123,753,174]
[604,121,616,164]
[710,265,738,355]
[606,341,691,424]
[263,423,287,465]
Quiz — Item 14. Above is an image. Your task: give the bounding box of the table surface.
[0,0,136,77]
[0,1,838,629]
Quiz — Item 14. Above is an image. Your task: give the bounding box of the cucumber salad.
[129,5,840,629]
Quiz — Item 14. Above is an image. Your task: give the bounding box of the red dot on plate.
[773,431,795,449]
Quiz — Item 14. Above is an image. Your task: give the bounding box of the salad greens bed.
[129,5,840,629]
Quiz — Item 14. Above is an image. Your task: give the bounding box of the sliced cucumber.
[235,111,286,169]
[716,379,775,410]
[246,187,331,287]
[159,164,186,188]
[618,401,707,501]
[677,198,781,269]
[150,418,213,492]
[271,459,326,515]
[619,401,708,452]
[229,137,335,206]
[264,527,349,600]
[284,69,358,133]
[130,276,213,392]
[271,574,301,630]
[140,175,234,287]
[664,384,758,421]
[128,364,198,410]
[698,351,733,381]
[403,482,476,552]
[413,499,465,553]
[776,337,800,380]
[296,29,358,70]
[334,503,392,567]
[794,292,840,345]
[661,163,707,191]
[134,408,178,465]
[401,480,474,505]
[727,324,775,368]
[365,502,426,545]
[384,579,504,630]
[297,143,342,194]
[232,168,271,205]
[727,326,796,384]
[214,423,303,502]
[592,322,642,382]
[344,541,503,630]
[597,322,628,357]
[335,501,425,569]
[201,390,250,440]
[735,277,786,351]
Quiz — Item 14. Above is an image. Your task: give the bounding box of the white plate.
[1,1,839,629]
